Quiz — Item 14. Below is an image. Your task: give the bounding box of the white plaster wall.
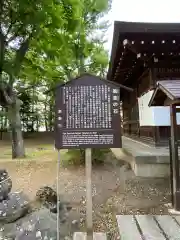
[138,90,155,126]
[153,106,180,126]
[138,90,180,126]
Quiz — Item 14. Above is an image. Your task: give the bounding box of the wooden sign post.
[57,151,61,240]
[85,148,93,239]
[53,73,123,239]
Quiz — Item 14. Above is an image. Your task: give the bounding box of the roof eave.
[107,21,121,80]
[45,73,134,94]
[148,87,159,107]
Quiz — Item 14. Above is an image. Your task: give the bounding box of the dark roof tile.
[157,80,180,99]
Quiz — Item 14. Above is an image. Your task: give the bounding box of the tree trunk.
[44,97,48,131]
[7,98,25,159]
[4,108,8,130]
[31,88,35,132]
[36,115,39,132]
[48,102,53,131]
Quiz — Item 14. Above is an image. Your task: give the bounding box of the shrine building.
[108,21,180,147]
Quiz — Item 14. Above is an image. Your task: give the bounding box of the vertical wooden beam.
[149,68,153,88]
[150,67,160,146]
[149,67,156,88]
[57,151,61,240]
[85,148,93,240]
[154,126,160,146]
[136,81,140,137]
[170,104,180,211]
[169,137,174,207]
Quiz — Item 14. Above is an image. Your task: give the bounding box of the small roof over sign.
[148,80,180,106]
[45,73,133,93]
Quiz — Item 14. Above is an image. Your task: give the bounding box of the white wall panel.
[138,90,180,126]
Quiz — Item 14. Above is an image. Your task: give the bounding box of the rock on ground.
[0,192,30,224]
[0,169,12,201]
[2,206,76,239]
[3,208,59,239]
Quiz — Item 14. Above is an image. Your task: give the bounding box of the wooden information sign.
[53,73,125,240]
[54,73,122,150]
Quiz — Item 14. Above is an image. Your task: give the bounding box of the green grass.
[0,139,110,165]
[0,140,68,161]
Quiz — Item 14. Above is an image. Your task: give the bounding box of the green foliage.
[64,148,110,166]
[19,0,111,89]
[0,0,111,133]
[13,0,111,136]
[0,0,112,159]
[0,0,111,92]
[0,0,82,88]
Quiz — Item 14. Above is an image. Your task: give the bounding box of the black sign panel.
[54,74,122,149]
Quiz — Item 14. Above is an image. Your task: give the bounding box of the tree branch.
[7,24,25,43]
[1,88,13,105]
[6,19,15,38]
[11,27,38,82]
[8,38,30,86]
[0,0,4,32]
[0,30,5,75]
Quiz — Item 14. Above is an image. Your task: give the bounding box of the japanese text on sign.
[55,75,122,149]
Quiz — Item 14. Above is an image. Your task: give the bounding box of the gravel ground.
[0,146,171,239]
[79,165,171,239]
[92,176,170,239]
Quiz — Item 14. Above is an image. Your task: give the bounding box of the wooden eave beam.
[114,48,138,77]
[123,39,149,62]
[114,55,142,83]
[123,38,180,60]
[114,38,158,82]
[116,68,132,73]
[113,35,180,83]
[113,47,129,80]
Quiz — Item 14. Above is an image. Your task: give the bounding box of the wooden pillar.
[85,148,93,239]
[153,68,162,145]
[136,80,140,137]
[154,127,160,146]
[170,104,180,210]
[150,68,159,145]
[149,68,157,88]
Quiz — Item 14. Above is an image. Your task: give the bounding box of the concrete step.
[111,136,173,177]
[73,232,107,240]
[116,214,180,240]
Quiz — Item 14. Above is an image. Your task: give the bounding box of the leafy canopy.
[19,0,111,90]
[0,0,81,87]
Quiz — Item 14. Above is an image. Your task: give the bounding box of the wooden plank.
[73,232,107,240]
[155,215,180,240]
[135,215,166,240]
[116,215,142,240]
